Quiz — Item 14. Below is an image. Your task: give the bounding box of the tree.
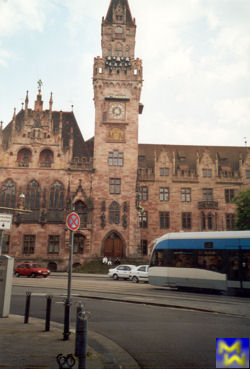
[233,189,250,230]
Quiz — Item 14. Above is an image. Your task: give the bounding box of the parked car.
[108,264,136,280]
[129,265,149,283]
[15,263,50,278]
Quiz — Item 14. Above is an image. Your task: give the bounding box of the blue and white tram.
[149,231,250,292]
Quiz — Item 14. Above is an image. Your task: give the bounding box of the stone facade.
[0,0,250,270]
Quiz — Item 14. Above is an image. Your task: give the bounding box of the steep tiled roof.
[104,0,135,26]
[138,143,247,171]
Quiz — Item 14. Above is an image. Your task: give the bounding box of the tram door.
[104,233,123,258]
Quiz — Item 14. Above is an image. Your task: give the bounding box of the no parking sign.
[66,212,80,231]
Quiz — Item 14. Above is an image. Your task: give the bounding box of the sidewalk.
[0,314,140,369]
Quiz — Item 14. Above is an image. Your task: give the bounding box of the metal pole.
[45,295,52,332]
[24,292,31,324]
[63,230,74,340]
[0,230,3,256]
[75,304,88,369]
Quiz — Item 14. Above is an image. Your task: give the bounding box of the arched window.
[49,181,64,210]
[109,201,120,224]
[0,179,16,209]
[74,200,88,228]
[73,233,86,254]
[17,148,32,167]
[115,43,122,57]
[125,46,130,57]
[39,149,53,168]
[115,26,123,34]
[25,180,40,210]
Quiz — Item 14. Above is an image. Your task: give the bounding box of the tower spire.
[104,0,135,26]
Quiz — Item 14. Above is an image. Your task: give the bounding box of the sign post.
[63,212,80,341]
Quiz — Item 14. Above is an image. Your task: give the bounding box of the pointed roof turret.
[104,0,135,26]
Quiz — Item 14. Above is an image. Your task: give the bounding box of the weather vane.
[37,79,43,90]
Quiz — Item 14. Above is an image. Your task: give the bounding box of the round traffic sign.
[66,212,80,231]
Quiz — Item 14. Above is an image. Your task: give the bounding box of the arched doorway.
[103,232,123,258]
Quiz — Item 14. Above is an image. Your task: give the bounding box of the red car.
[15,263,50,278]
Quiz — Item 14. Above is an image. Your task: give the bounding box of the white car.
[129,265,149,283]
[108,265,136,280]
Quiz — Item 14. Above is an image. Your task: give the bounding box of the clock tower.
[92,0,143,258]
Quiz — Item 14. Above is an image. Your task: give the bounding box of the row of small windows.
[139,187,236,203]
[159,168,250,178]
[2,234,86,255]
[139,212,235,231]
[107,44,130,57]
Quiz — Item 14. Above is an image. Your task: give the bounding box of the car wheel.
[132,276,139,283]
[31,273,36,278]
[15,272,20,277]
[113,274,119,280]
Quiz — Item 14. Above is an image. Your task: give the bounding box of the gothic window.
[74,200,88,228]
[246,170,250,179]
[0,179,16,209]
[108,45,112,56]
[159,212,170,229]
[23,235,35,254]
[25,180,40,210]
[109,201,120,225]
[110,178,121,194]
[125,46,130,57]
[17,148,31,167]
[49,181,64,210]
[48,235,59,254]
[39,149,53,168]
[139,211,148,228]
[181,188,191,202]
[73,233,85,254]
[182,212,192,229]
[160,187,169,201]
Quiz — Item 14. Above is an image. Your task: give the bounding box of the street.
[11,274,250,369]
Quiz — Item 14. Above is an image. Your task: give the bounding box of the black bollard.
[45,295,52,332]
[24,291,31,324]
[63,298,71,341]
[75,304,88,369]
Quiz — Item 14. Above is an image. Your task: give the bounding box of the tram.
[149,231,250,292]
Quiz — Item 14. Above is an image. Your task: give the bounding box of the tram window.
[197,250,223,272]
[151,250,165,266]
[204,242,213,249]
[172,250,195,268]
[242,251,249,281]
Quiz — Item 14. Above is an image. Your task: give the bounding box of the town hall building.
[0,0,250,271]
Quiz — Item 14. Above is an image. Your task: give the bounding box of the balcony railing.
[198,201,219,210]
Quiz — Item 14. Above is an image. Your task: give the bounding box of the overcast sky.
[0,0,250,147]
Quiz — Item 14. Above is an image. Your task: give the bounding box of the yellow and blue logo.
[216,338,249,368]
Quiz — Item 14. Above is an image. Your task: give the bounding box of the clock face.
[109,103,125,120]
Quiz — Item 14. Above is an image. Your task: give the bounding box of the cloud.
[0,0,50,37]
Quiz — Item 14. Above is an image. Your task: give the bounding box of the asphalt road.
[10,275,250,369]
